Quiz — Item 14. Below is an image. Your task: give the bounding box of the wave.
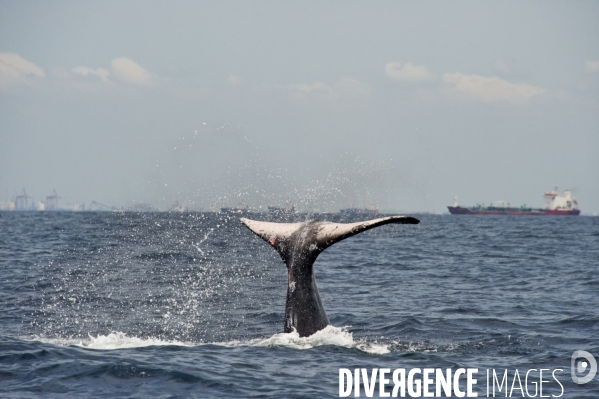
[31,327,520,356]
[32,332,191,350]
[31,326,390,354]
[214,325,391,354]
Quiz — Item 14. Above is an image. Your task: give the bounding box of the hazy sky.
[1,1,598,213]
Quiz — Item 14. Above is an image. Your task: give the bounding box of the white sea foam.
[79,332,191,349]
[32,326,390,354]
[214,325,391,354]
[31,332,191,350]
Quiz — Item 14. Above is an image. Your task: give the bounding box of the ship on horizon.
[220,202,250,214]
[448,188,580,216]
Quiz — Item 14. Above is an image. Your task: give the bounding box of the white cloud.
[442,73,545,104]
[110,57,153,85]
[279,81,337,100]
[385,61,432,82]
[0,53,45,87]
[584,60,599,73]
[277,78,371,101]
[72,66,110,82]
[69,57,153,87]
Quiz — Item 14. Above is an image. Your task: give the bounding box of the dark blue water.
[1,212,598,398]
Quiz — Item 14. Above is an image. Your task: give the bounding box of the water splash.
[31,326,391,354]
[243,325,391,354]
[30,332,190,350]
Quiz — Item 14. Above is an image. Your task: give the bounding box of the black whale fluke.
[240,216,420,337]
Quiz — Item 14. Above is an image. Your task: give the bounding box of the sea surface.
[1,212,598,398]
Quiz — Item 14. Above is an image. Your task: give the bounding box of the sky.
[1,1,598,213]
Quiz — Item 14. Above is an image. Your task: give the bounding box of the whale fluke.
[241,216,420,337]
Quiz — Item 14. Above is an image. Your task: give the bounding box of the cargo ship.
[448,188,580,216]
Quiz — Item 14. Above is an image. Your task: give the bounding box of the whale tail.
[241,215,420,337]
[240,216,419,259]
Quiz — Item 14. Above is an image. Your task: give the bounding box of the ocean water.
[0,211,598,398]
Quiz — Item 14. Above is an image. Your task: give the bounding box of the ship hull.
[447,206,580,216]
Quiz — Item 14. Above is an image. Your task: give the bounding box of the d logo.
[571,350,597,384]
